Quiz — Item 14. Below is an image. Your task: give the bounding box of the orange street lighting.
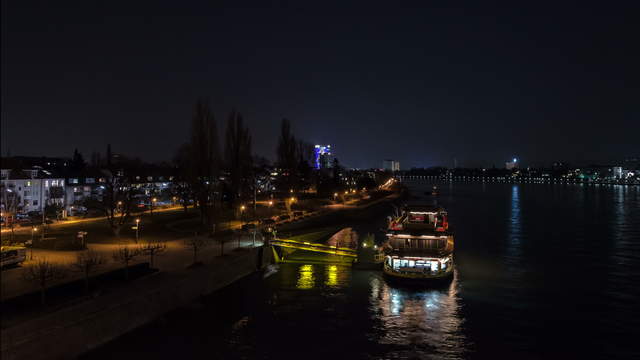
[268,201,273,206]
[152,198,157,202]
[240,205,246,211]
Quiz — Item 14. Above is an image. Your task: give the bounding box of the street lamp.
[150,197,157,216]
[333,192,338,201]
[29,227,38,260]
[135,218,140,242]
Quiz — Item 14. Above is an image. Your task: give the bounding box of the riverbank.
[1,187,404,360]
[1,246,269,360]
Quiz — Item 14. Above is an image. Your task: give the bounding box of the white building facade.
[1,170,66,214]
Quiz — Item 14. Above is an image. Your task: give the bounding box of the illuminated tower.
[314,145,333,169]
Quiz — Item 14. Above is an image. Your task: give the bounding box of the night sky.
[2,1,638,169]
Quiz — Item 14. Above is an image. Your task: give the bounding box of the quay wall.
[1,246,270,360]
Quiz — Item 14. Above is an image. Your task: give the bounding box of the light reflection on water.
[296,264,315,289]
[504,185,523,277]
[371,273,466,359]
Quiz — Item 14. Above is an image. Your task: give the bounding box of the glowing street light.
[135,218,140,241]
[29,226,38,259]
[150,197,158,216]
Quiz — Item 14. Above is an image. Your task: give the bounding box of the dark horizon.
[2,1,638,168]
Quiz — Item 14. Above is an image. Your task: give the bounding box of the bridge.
[270,238,357,263]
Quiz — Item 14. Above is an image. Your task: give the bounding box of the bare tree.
[140,240,167,268]
[224,110,253,210]
[183,100,220,232]
[112,246,141,280]
[21,259,67,305]
[1,182,21,244]
[70,250,106,293]
[172,143,193,213]
[184,235,210,265]
[84,173,138,236]
[277,119,298,191]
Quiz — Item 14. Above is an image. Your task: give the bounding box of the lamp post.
[135,218,140,242]
[240,205,246,226]
[150,197,157,216]
[30,227,37,260]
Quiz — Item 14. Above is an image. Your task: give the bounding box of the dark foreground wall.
[1,247,270,360]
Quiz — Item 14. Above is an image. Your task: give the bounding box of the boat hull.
[383,262,454,283]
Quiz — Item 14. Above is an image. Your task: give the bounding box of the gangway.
[270,238,357,263]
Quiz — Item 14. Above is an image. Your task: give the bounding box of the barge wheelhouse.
[383,205,454,281]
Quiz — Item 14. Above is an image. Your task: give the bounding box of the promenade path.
[1,232,263,301]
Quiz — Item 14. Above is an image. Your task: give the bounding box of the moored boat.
[382,204,454,282]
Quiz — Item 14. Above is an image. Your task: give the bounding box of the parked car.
[16,213,30,220]
[277,215,290,222]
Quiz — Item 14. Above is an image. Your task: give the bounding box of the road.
[0,205,187,234]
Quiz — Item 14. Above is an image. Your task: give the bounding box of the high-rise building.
[505,158,519,170]
[383,159,400,172]
[314,145,333,169]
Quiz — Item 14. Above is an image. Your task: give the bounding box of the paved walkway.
[1,232,264,301]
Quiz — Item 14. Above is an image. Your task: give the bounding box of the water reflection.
[296,264,315,289]
[371,273,467,358]
[505,185,523,270]
[325,265,338,287]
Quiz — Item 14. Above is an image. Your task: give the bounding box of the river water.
[90,182,640,359]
